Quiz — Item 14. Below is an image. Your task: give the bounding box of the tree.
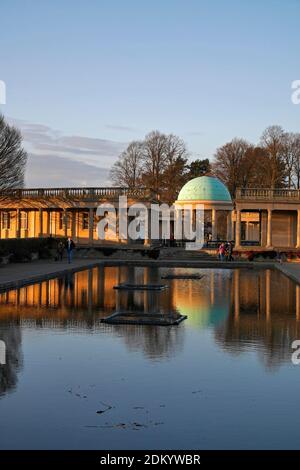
[291,133,300,189]
[160,134,189,202]
[0,115,27,189]
[161,155,188,203]
[111,130,189,202]
[260,125,286,188]
[188,158,211,178]
[141,130,170,197]
[110,141,143,188]
[240,146,270,188]
[212,138,252,197]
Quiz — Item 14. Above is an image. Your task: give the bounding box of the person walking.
[66,237,75,263]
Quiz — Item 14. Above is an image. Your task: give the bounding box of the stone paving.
[0,259,101,291]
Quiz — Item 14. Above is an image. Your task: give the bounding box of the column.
[89,208,94,245]
[38,208,43,237]
[16,209,21,238]
[211,209,217,240]
[235,209,241,248]
[63,210,68,238]
[45,211,50,237]
[226,211,232,240]
[296,210,300,248]
[71,210,76,240]
[266,209,272,248]
[144,207,152,246]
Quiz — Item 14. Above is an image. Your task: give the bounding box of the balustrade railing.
[236,188,300,200]
[0,187,153,200]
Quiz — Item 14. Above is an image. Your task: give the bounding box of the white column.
[89,208,94,245]
[235,209,241,247]
[266,209,272,248]
[144,207,152,246]
[212,209,217,240]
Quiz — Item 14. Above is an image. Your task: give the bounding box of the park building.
[0,176,300,250]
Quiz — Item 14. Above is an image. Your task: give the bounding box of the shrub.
[0,237,66,262]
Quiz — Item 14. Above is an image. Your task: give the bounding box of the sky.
[0,0,300,187]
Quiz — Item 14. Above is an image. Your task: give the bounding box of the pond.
[0,265,299,449]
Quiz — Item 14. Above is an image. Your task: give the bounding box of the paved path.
[0,259,101,291]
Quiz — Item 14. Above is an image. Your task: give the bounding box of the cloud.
[105,124,139,133]
[26,153,110,187]
[8,118,127,187]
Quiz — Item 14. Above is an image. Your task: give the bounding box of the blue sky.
[0,0,300,186]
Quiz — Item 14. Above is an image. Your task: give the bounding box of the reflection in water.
[215,269,300,370]
[0,323,23,396]
[0,265,299,394]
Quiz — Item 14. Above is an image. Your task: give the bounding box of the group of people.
[56,237,76,263]
[217,241,234,262]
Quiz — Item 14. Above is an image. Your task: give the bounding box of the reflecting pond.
[0,266,300,449]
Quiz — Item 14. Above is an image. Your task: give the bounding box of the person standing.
[57,240,64,261]
[66,237,75,263]
[218,242,225,261]
[227,241,233,261]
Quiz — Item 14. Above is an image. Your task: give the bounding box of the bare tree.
[111,131,189,201]
[141,130,169,197]
[260,125,286,188]
[241,146,270,188]
[0,115,27,189]
[110,141,143,188]
[291,134,300,189]
[212,138,252,197]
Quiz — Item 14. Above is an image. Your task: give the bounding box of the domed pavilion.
[175,176,233,242]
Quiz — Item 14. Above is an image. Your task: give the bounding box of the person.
[227,241,233,261]
[218,242,225,261]
[57,240,64,261]
[66,237,75,263]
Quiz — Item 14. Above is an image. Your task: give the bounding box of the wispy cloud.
[105,124,140,133]
[26,153,110,188]
[9,118,127,187]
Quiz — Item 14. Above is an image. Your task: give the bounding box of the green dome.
[177,176,232,202]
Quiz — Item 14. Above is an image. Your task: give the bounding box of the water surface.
[0,266,299,449]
